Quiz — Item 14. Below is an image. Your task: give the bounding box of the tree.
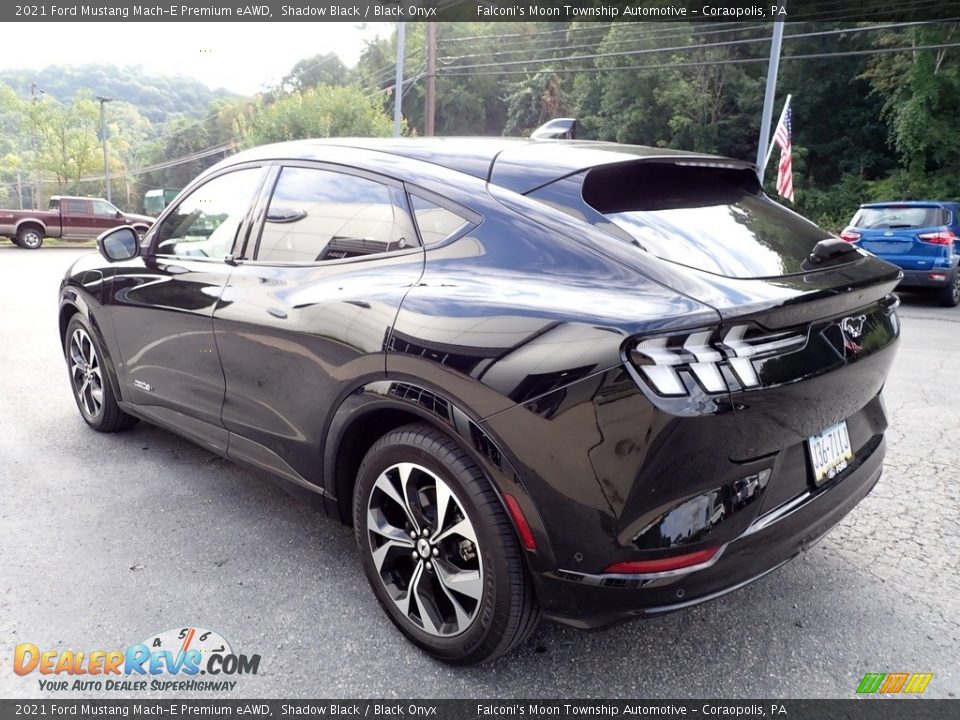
[236,85,396,146]
[504,72,568,136]
[28,91,102,195]
[863,23,960,173]
[281,53,350,93]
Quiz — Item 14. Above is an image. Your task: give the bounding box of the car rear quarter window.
[256,167,417,263]
[852,206,949,229]
[409,195,472,245]
[575,162,834,279]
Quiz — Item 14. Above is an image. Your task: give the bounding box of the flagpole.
[755,14,786,182]
[763,94,792,172]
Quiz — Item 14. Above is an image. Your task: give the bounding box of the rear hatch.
[521,157,902,533]
[519,157,901,467]
[849,204,951,270]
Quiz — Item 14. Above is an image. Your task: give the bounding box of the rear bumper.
[898,267,955,287]
[533,436,884,629]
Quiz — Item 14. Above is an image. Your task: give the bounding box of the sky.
[1,22,393,95]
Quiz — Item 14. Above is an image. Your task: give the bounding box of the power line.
[439,24,769,63]
[438,41,960,77]
[440,19,957,72]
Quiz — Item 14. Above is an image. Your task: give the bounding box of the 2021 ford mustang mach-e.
[59,138,901,664]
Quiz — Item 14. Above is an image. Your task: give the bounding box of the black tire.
[937,271,960,307]
[353,423,540,665]
[64,315,137,432]
[10,236,21,247]
[16,226,43,249]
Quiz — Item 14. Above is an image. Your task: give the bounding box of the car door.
[108,165,268,452]
[90,199,126,236]
[212,163,425,488]
[61,198,95,239]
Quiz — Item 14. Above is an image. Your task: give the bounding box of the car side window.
[255,167,417,263]
[409,194,472,245]
[65,199,87,215]
[153,169,263,259]
[92,200,118,217]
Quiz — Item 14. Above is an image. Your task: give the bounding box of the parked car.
[0,195,154,249]
[59,138,902,664]
[841,201,960,307]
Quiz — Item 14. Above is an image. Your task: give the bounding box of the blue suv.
[842,201,960,307]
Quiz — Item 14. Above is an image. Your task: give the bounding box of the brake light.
[604,546,720,575]
[839,230,860,242]
[917,230,956,245]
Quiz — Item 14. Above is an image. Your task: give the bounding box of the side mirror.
[97,226,140,262]
[115,210,123,220]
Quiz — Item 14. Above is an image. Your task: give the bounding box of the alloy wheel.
[953,273,960,304]
[69,328,104,419]
[366,462,484,637]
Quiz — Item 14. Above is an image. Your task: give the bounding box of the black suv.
[60,138,901,664]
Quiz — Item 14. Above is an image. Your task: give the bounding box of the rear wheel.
[65,315,136,432]
[937,271,960,307]
[10,236,21,247]
[353,423,540,664]
[17,226,43,249]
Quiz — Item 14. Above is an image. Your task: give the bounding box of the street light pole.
[393,22,405,138]
[425,22,437,136]
[96,96,113,203]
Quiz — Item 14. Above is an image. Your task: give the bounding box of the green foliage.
[281,53,351,93]
[237,85,395,147]
[504,72,568,136]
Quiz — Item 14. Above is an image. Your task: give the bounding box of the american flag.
[773,101,794,202]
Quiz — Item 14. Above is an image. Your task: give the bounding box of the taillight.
[604,546,720,575]
[628,325,806,396]
[839,229,860,242]
[918,230,956,245]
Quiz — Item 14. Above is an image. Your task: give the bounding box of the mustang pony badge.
[841,314,867,354]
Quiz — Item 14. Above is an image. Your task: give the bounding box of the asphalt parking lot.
[0,246,957,700]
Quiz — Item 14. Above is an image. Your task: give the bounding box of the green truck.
[142,188,181,217]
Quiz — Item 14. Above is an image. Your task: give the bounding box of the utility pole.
[755,9,786,183]
[30,82,44,208]
[425,22,437,136]
[96,96,113,203]
[393,22,406,138]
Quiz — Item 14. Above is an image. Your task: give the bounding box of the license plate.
[807,420,854,486]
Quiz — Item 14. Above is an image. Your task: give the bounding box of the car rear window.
[851,206,948,230]
[580,163,834,279]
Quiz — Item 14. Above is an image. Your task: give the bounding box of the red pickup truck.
[0,196,154,249]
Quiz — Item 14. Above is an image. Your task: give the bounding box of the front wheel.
[17,227,43,249]
[937,271,960,307]
[353,423,540,665]
[64,315,136,432]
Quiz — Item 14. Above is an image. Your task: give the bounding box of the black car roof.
[228,138,755,195]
